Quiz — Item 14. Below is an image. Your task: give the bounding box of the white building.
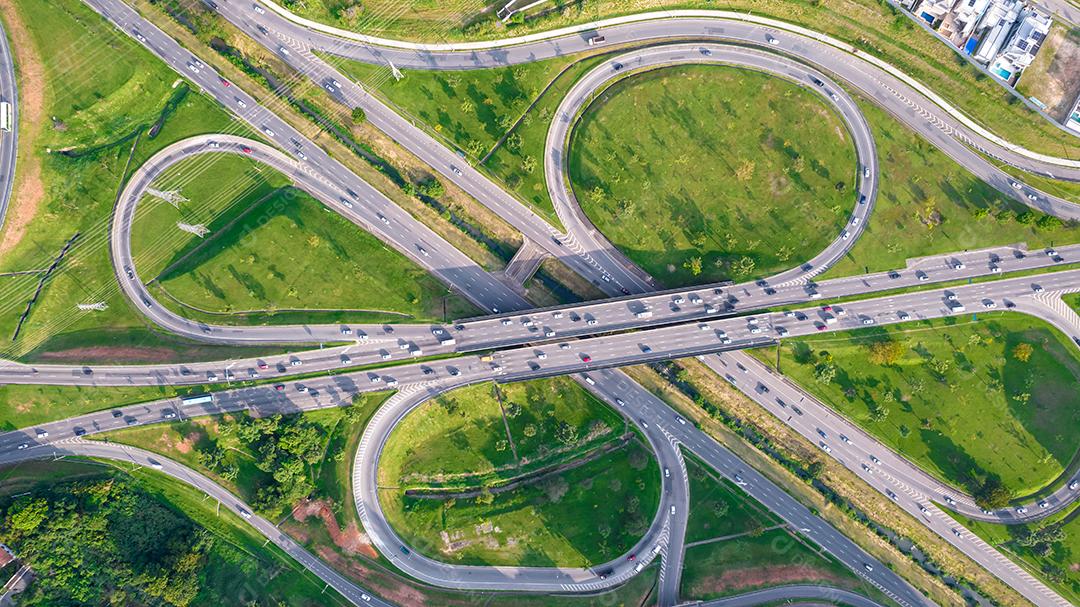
[969,0,1023,62]
[940,0,990,47]
[915,0,961,27]
[1066,93,1080,135]
[988,7,1051,82]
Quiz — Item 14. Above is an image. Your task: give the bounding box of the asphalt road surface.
[7,2,1077,606]
[0,20,17,230]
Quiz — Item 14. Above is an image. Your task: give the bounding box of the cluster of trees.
[215,412,329,513]
[1015,523,1067,557]
[0,478,209,606]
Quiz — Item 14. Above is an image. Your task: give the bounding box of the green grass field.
[323,51,610,224]
[568,65,856,287]
[823,98,1080,278]
[130,155,477,324]
[0,0,263,361]
[301,0,1079,160]
[378,377,660,567]
[380,438,659,567]
[0,384,182,431]
[1067,293,1080,314]
[684,453,780,544]
[753,314,1080,496]
[949,505,1080,604]
[680,527,866,600]
[380,378,627,488]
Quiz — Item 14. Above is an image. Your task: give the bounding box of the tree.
[735,160,755,181]
[813,362,837,385]
[554,420,578,444]
[350,106,366,124]
[973,476,1012,509]
[475,489,495,505]
[683,256,703,276]
[731,256,756,278]
[866,340,906,365]
[7,497,48,534]
[1012,342,1033,362]
[868,402,890,422]
[806,460,825,480]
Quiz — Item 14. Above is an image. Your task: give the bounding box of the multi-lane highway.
[3,241,1075,387]
[0,20,17,229]
[3,1,1079,606]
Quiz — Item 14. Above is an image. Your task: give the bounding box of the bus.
[0,102,11,132]
[180,393,215,407]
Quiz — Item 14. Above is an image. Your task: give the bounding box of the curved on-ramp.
[350,376,688,595]
[544,43,879,288]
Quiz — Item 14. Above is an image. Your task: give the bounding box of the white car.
[253,4,265,14]
[236,99,247,109]
[263,127,275,137]
[766,34,780,45]
[841,230,850,240]
[187,63,199,74]
[279,46,290,56]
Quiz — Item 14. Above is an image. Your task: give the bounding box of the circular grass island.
[568,64,858,287]
[377,377,660,568]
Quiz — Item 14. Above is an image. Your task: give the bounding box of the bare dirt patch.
[0,0,47,257]
[292,499,378,559]
[690,564,849,597]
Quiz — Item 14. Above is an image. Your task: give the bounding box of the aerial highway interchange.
[0,1,1078,607]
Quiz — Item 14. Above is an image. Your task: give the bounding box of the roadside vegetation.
[684,454,780,544]
[322,51,611,224]
[950,504,1080,604]
[99,400,383,520]
[0,462,350,606]
[569,65,855,287]
[0,0,267,362]
[131,155,477,324]
[824,98,1080,278]
[378,378,660,567]
[680,453,879,600]
[628,360,1030,606]
[1067,293,1080,314]
[752,314,1080,499]
[285,0,1078,160]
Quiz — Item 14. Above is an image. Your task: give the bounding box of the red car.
[241,146,252,154]
[273,384,285,392]
[822,305,832,311]
[581,354,592,363]
[220,77,231,87]
[627,554,635,561]
[816,324,827,331]
[258,362,269,370]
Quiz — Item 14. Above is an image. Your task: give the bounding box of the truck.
[588,35,606,45]
[634,310,653,319]
[438,335,456,346]
[0,102,10,132]
[480,354,494,363]
[180,393,214,407]
[949,302,966,313]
